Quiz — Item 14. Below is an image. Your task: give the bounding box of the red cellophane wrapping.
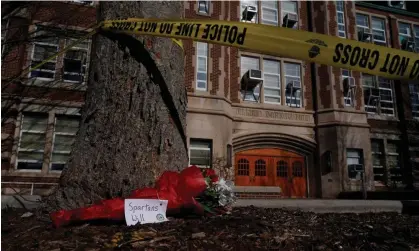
[50,165,208,228]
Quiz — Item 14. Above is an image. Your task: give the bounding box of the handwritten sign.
[124,199,169,226]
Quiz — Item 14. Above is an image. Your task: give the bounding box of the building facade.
[2,1,419,198]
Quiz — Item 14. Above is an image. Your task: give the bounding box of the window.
[240,56,260,101]
[347,149,363,180]
[281,1,298,29]
[196,42,208,91]
[240,1,298,28]
[342,69,354,107]
[292,161,303,177]
[29,25,91,83]
[362,74,395,116]
[409,81,419,119]
[241,0,258,23]
[371,17,386,45]
[237,158,249,176]
[263,59,281,104]
[16,114,48,171]
[261,1,278,26]
[240,55,303,107]
[371,139,385,186]
[63,38,89,83]
[284,62,302,107]
[255,159,266,176]
[387,141,402,186]
[276,160,288,177]
[398,22,419,52]
[336,1,346,38]
[189,139,212,168]
[356,14,387,46]
[50,116,79,171]
[30,26,60,80]
[197,0,210,14]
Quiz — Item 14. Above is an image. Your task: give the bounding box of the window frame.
[15,113,48,172]
[355,12,388,46]
[342,69,354,107]
[49,115,80,172]
[371,139,385,186]
[336,1,346,38]
[397,21,419,52]
[240,1,299,29]
[240,53,304,108]
[346,148,363,180]
[27,24,92,84]
[409,81,419,119]
[62,38,91,84]
[189,138,213,168]
[197,0,210,15]
[29,26,60,81]
[362,74,396,117]
[195,42,208,91]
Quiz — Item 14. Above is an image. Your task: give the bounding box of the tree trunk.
[44,1,188,211]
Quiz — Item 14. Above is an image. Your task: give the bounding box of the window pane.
[356,14,369,27]
[263,59,280,74]
[17,151,44,161]
[372,17,385,30]
[264,88,280,96]
[387,141,399,154]
[264,74,280,88]
[399,22,411,36]
[261,8,278,25]
[33,45,57,61]
[21,114,48,131]
[240,56,259,76]
[190,140,211,149]
[282,1,297,13]
[261,0,277,9]
[373,30,385,41]
[347,149,360,158]
[197,81,206,89]
[337,13,344,24]
[197,57,207,72]
[265,96,281,103]
[197,72,207,81]
[55,117,80,134]
[19,132,46,149]
[336,1,344,11]
[53,135,76,152]
[284,63,300,76]
[197,42,208,56]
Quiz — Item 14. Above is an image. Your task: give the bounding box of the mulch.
[2,206,419,251]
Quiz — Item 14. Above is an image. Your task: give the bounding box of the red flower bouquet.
[50,165,236,228]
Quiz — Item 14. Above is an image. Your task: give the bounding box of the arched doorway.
[235,148,307,198]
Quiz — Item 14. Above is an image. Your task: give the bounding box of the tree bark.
[44,1,188,211]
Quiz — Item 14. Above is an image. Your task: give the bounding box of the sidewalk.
[3,195,413,214]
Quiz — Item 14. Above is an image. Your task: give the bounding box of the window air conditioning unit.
[401,37,415,51]
[343,77,356,92]
[282,13,298,28]
[358,28,372,42]
[240,69,263,91]
[348,164,364,173]
[198,1,209,13]
[388,0,406,9]
[286,80,301,93]
[242,5,257,22]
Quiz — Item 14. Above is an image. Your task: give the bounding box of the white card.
[124,199,169,226]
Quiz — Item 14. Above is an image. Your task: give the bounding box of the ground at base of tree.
[2,206,419,251]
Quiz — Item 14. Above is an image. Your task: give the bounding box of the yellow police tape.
[101,18,419,81]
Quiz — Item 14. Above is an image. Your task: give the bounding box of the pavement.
[3,195,415,214]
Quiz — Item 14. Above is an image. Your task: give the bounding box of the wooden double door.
[235,148,307,198]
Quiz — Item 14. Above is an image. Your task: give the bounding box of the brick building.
[1,1,419,198]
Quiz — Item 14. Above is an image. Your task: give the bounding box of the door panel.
[250,156,270,186]
[290,158,307,198]
[235,155,251,186]
[273,157,290,197]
